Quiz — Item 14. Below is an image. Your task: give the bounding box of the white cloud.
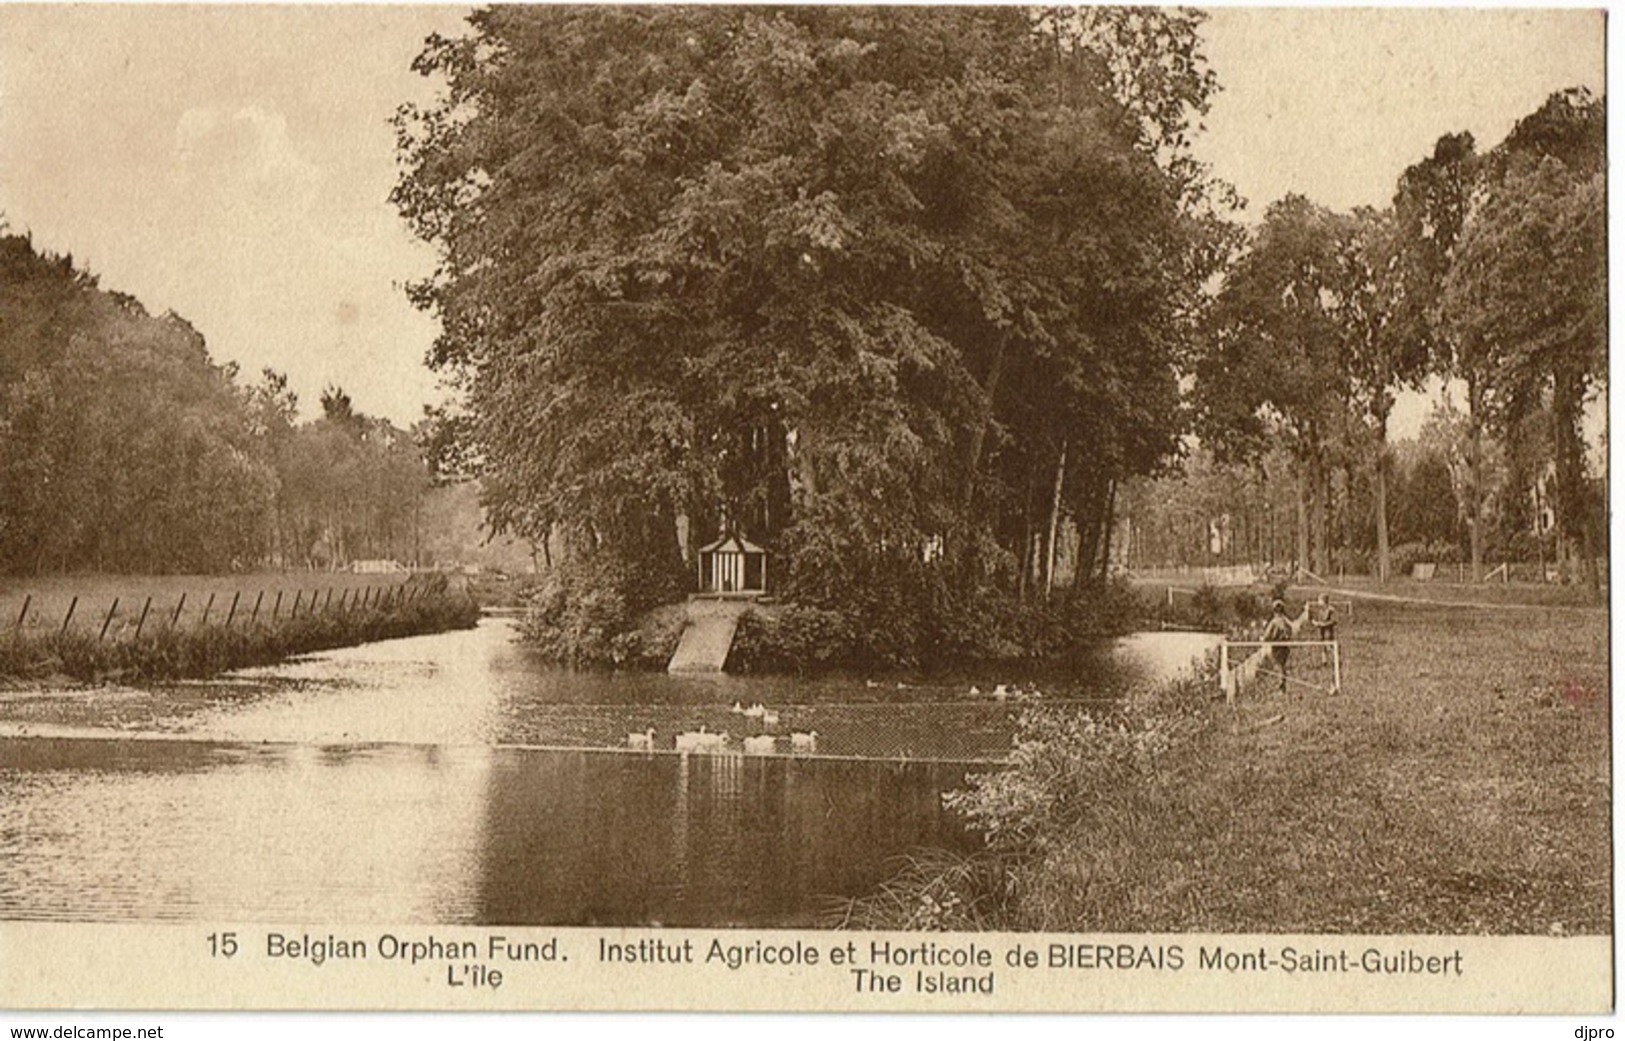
[171,104,321,195]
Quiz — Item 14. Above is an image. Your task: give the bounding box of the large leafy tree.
[0,238,278,573]
[1386,131,1481,575]
[394,7,1224,630]
[1195,195,1358,575]
[1442,89,1605,589]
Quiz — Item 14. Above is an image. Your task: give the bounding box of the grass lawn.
[1014,596,1610,934]
[0,571,413,639]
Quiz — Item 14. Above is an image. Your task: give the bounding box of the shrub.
[946,704,1182,852]
[1390,540,1463,576]
[521,550,686,666]
[825,848,1019,931]
[1231,590,1264,623]
[728,576,1146,673]
[726,605,856,672]
[844,673,1214,930]
[1189,584,1223,624]
[606,603,688,668]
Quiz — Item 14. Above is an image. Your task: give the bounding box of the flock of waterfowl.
[966,682,1045,702]
[626,701,818,756]
[624,679,1041,756]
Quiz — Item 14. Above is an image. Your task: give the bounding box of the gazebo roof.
[698,533,767,555]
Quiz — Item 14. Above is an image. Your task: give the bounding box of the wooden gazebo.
[696,533,768,595]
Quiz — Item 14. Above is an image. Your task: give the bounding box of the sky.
[0,5,1607,430]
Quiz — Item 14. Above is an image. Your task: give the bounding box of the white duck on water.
[675,725,727,753]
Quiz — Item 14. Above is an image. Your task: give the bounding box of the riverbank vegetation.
[728,578,1144,672]
[0,575,478,683]
[845,596,1609,934]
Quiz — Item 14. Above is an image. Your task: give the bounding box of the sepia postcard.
[0,3,1610,1031]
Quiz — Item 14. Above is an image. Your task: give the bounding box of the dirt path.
[1304,585,1608,614]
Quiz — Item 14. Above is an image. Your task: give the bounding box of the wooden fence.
[8,582,433,643]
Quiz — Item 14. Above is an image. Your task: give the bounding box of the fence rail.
[6,580,429,643]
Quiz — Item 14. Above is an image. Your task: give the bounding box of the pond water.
[0,620,1217,926]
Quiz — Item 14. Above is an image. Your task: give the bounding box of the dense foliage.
[838,672,1213,930]
[0,232,440,575]
[394,6,1231,659]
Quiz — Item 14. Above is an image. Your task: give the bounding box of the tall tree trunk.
[1373,422,1391,582]
[1268,479,1278,568]
[1097,477,1117,581]
[1043,440,1067,598]
[961,334,1008,508]
[1338,466,1353,578]
[1551,367,1596,596]
[1017,510,1033,601]
[1295,470,1309,578]
[1312,449,1331,576]
[1467,374,1486,582]
[1076,469,1104,578]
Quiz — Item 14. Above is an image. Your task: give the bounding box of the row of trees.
[1193,89,1605,587]
[1123,415,1573,581]
[394,6,1234,647]
[0,231,437,574]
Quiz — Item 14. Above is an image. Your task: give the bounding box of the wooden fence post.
[60,596,78,635]
[250,590,265,626]
[133,596,153,639]
[338,589,349,612]
[225,591,241,628]
[15,594,30,631]
[272,591,283,620]
[324,589,333,612]
[99,598,120,642]
[291,590,303,618]
[200,592,216,626]
[170,592,187,628]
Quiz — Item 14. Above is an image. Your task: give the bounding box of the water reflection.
[0,620,1209,925]
[0,737,971,925]
[0,739,493,922]
[1113,631,1224,686]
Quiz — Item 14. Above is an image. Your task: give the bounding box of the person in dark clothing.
[1262,599,1294,695]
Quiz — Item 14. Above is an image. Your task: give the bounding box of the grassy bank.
[0,576,479,683]
[0,571,414,638]
[851,595,1609,934]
